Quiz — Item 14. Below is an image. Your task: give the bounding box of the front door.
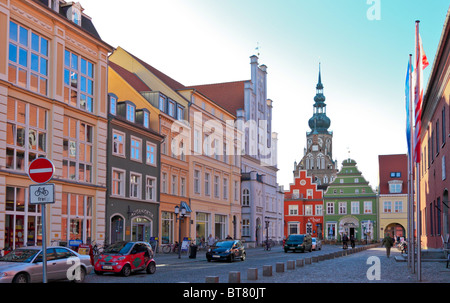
[132,217,151,242]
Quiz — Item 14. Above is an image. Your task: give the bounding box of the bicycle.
[162,242,179,254]
[263,239,275,251]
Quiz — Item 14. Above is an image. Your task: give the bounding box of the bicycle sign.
[29,183,54,204]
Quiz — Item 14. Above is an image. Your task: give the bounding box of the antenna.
[255,42,260,57]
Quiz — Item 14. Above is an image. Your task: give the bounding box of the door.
[132,217,152,242]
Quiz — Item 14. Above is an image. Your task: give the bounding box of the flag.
[405,60,411,159]
[413,22,429,163]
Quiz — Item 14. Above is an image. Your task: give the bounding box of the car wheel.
[121,264,132,277]
[13,273,29,283]
[146,262,156,274]
[228,254,234,263]
[72,267,86,283]
[241,252,246,261]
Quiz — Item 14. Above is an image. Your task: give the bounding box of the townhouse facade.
[0,0,112,250]
[378,154,408,240]
[284,170,324,239]
[323,159,378,242]
[419,7,450,249]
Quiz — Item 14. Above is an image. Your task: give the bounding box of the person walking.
[382,233,394,258]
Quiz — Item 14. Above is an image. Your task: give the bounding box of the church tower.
[294,64,338,189]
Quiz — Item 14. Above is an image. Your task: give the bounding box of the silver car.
[312,237,322,251]
[0,246,93,283]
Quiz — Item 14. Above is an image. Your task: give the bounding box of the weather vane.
[256,42,260,57]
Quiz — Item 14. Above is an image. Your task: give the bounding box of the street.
[84,244,450,283]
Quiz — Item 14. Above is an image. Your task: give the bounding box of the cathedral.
[294,65,338,190]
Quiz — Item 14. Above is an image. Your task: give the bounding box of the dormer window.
[388,180,402,194]
[66,2,83,26]
[143,111,149,128]
[126,103,135,122]
[50,0,59,12]
[109,93,117,115]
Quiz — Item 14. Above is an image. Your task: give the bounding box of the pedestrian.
[342,233,348,249]
[207,234,215,247]
[226,235,232,240]
[350,234,355,248]
[382,233,394,258]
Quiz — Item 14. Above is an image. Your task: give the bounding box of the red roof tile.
[109,61,151,92]
[188,80,247,115]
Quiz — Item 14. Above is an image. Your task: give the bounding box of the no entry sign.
[28,158,55,184]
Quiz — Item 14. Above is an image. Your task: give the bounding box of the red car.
[94,241,156,277]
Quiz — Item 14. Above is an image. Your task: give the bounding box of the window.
[234,181,239,201]
[351,201,359,214]
[305,205,313,216]
[388,181,402,193]
[204,172,210,196]
[64,50,94,112]
[288,222,300,235]
[339,202,347,214]
[126,103,135,122]
[6,99,47,171]
[168,100,175,117]
[242,189,250,206]
[194,129,200,154]
[161,172,167,194]
[177,105,184,120]
[110,95,117,115]
[130,173,141,199]
[223,178,228,200]
[9,21,49,95]
[62,117,93,182]
[292,189,300,199]
[383,201,392,213]
[326,202,334,215]
[242,219,250,237]
[180,177,186,197]
[436,120,440,155]
[315,205,323,216]
[112,130,125,157]
[146,142,157,166]
[214,175,220,198]
[171,175,177,195]
[159,95,166,111]
[289,205,298,215]
[442,107,446,145]
[143,111,149,128]
[194,170,200,194]
[364,201,372,214]
[130,136,142,162]
[394,201,403,213]
[145,176,156,201]
[112,168,125,196]
[61,193,93,243]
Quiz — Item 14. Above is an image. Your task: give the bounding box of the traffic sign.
[29,184,55,204]
[28,158,54,183]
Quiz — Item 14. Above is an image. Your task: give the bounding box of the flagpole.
[408,53,414,271]
[415,19,422,282]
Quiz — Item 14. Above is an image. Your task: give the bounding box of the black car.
[284,234,313,253]
[206,240,246,262]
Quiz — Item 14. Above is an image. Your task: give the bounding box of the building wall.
[0,0,111,249]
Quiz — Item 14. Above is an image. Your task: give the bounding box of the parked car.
[0,246,92,283]
[94,241,156,277]
[206,240,246,262]
[284,234,313,253]
[312,237,322,250]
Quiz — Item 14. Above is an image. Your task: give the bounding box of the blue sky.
[83,0,450,189]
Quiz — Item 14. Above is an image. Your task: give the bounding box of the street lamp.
[174,204,187,259]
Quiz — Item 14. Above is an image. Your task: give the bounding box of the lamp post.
[174,204,186,259]
[264,218,270,250]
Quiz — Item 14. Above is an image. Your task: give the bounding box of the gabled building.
[378,154,408,240]
[189,55,283,246]
[0,0,112,249]
[323,159,377,242]
[284,170,324,239]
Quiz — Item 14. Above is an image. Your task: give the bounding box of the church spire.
[308,63,330,134]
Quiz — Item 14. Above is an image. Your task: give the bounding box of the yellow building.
[178,88,242,244]
[0,0,112,250]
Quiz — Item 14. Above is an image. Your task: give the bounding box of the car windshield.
[287,235,304,241]
[213,241,234,248]
[103,242,134,255]
[0,248,40,263]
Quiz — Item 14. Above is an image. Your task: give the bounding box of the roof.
[188,80,247,115]
[109,61,151,92]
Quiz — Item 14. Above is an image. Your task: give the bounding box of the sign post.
[28,158,55,283]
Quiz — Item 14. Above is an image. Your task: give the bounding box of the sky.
[81,0,450,190]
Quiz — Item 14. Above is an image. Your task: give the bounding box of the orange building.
[0,0,112,250]
[284,170,324,239]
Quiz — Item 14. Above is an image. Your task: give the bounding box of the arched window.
[242,189,250,206]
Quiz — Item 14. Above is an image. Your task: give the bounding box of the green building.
[323,159,377,243]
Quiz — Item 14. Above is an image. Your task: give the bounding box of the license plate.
[102,266,113,270]
[213,255,220,258]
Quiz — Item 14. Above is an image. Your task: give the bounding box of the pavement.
[152,244,450,283]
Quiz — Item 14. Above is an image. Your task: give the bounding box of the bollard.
[263,265,272,276]
[305,257,312,265]
[205,276,219,283]
[276,262,285,273]
[296,259,304,267]
[247,268,258,280]
[228,271,240,283]
[287,260,295,270]
[312,256,318,263]
[318,255,325,261]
